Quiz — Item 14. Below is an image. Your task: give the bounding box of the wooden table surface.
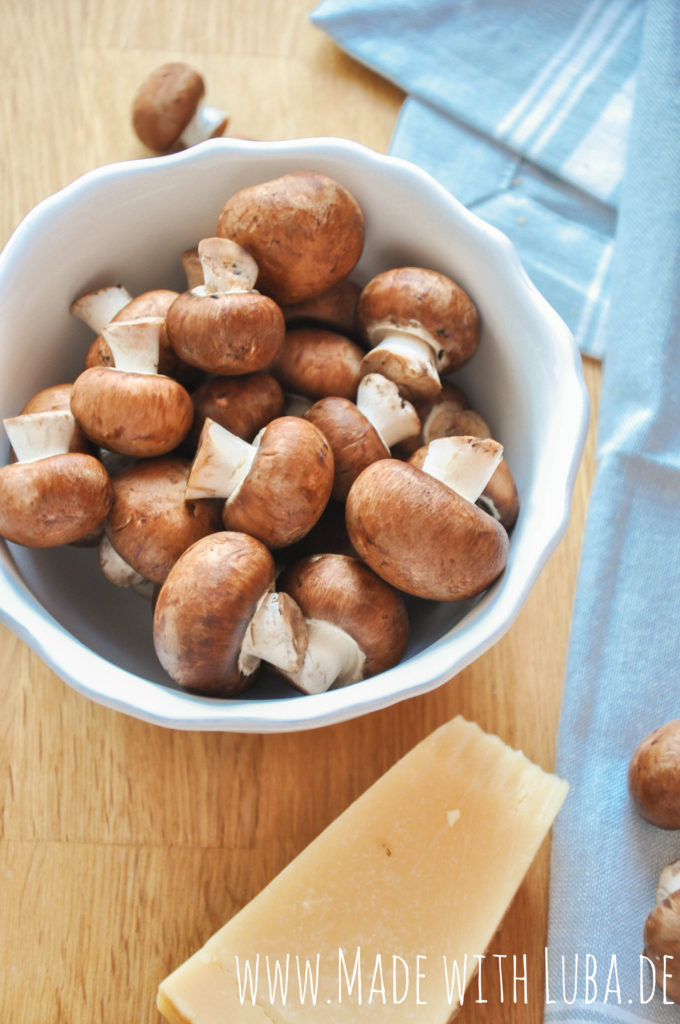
[0,2,601,1022]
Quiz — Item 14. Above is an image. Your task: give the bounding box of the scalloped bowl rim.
[0,137,589,732]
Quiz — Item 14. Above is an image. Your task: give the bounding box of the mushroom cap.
[105,456,221,584]
[70,365,194,458]
[304,396,387,501]
[132,62,205,151]
[0,453,112,548]
[282,277,361,335]
[153,531,275,696]
[628,719,680,828]
[279,553,409,678]
[183,372,284,455]
[357,266,480,375]
[165,289,285,375]
[644,890,680,1003]
[345,459,509,601]
[269,327,364,401]
[216,171,365,305]
[222,416,334,549]
[85,289,182,378]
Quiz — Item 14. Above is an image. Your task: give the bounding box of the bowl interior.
[0,138,588,729]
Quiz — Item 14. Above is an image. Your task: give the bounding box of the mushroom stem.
[365,330,441,394]
[421,436,504,504]
[195,237,258,295]
[99,533,148,589]
[4,409,77,462]
[283,618,365,695]
[179,104,229,149]
[185,418,257,500]
[101,317,163,374]
[355,373,420,449]
[70,284,133,333]
[239,590,308,677]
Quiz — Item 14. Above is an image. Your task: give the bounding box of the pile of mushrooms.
[0,169,520,698]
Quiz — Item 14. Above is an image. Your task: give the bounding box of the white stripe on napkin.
[500,0,637,151]
[529,11,642,159]
[561,74,636,198]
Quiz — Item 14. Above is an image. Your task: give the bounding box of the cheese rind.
[158,716,568,1024]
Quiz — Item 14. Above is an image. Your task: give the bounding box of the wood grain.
[0,2,601,1022]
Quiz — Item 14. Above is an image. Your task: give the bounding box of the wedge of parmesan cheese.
[158,715,567,1024]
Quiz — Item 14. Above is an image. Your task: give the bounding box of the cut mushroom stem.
[186,418,257,500]
[70,284,133,333]
[180,104,229,148]
[420,435,503,504]
[195,237,259,295]
[355,372,420,449]
[657,860,680,904]
[4,409,77,462]
[282,618,365,695]
[101,317,163,374]
[363,330,441,399]
[239,590,308,677]
[99,532,148,589]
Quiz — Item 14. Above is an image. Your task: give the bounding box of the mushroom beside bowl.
[0,137,589,732]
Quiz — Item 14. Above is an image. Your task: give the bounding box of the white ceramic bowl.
[0,137,588,731]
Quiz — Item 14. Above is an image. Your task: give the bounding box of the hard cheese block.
[158,716,568,1024]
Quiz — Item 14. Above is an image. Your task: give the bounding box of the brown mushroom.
[81,288,184,379]
[282,277,361,335]
[186,415,334,549]
[268,326,365,401]
[153,531,307,696]
[356,267,480,402]
[412,402,520,532]
[0,410,112,547]
[101,456,221,587]
[181,371,284,457]
[70,317,194,458]
[11,382,92,460]
[628,720,680,829]
[165,237,285,376]
[346,438,508,601]
[274,553,410,694]
[132,62,228,152]
[305,373,420,501]
[643,861,680,1003]
[216,170,365,305]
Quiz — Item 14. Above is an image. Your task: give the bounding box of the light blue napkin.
[311,0,680,1019]
[310,0,643,357]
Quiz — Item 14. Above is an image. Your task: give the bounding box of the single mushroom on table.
[345,435,509,602]
[628,719,680,829]
[186,414,334,549]
[131,61,228,152]
[268,326,365,402]
[165,237,285,376]
[643,860,680,1003]
[153,531,307,696]
[304,373,420,501]
[0,409,112,548]
[356,266,480,402]
[275,553,410,695]
[99,456,222,591]
[70,316,194,458]
[216,170,365,305]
